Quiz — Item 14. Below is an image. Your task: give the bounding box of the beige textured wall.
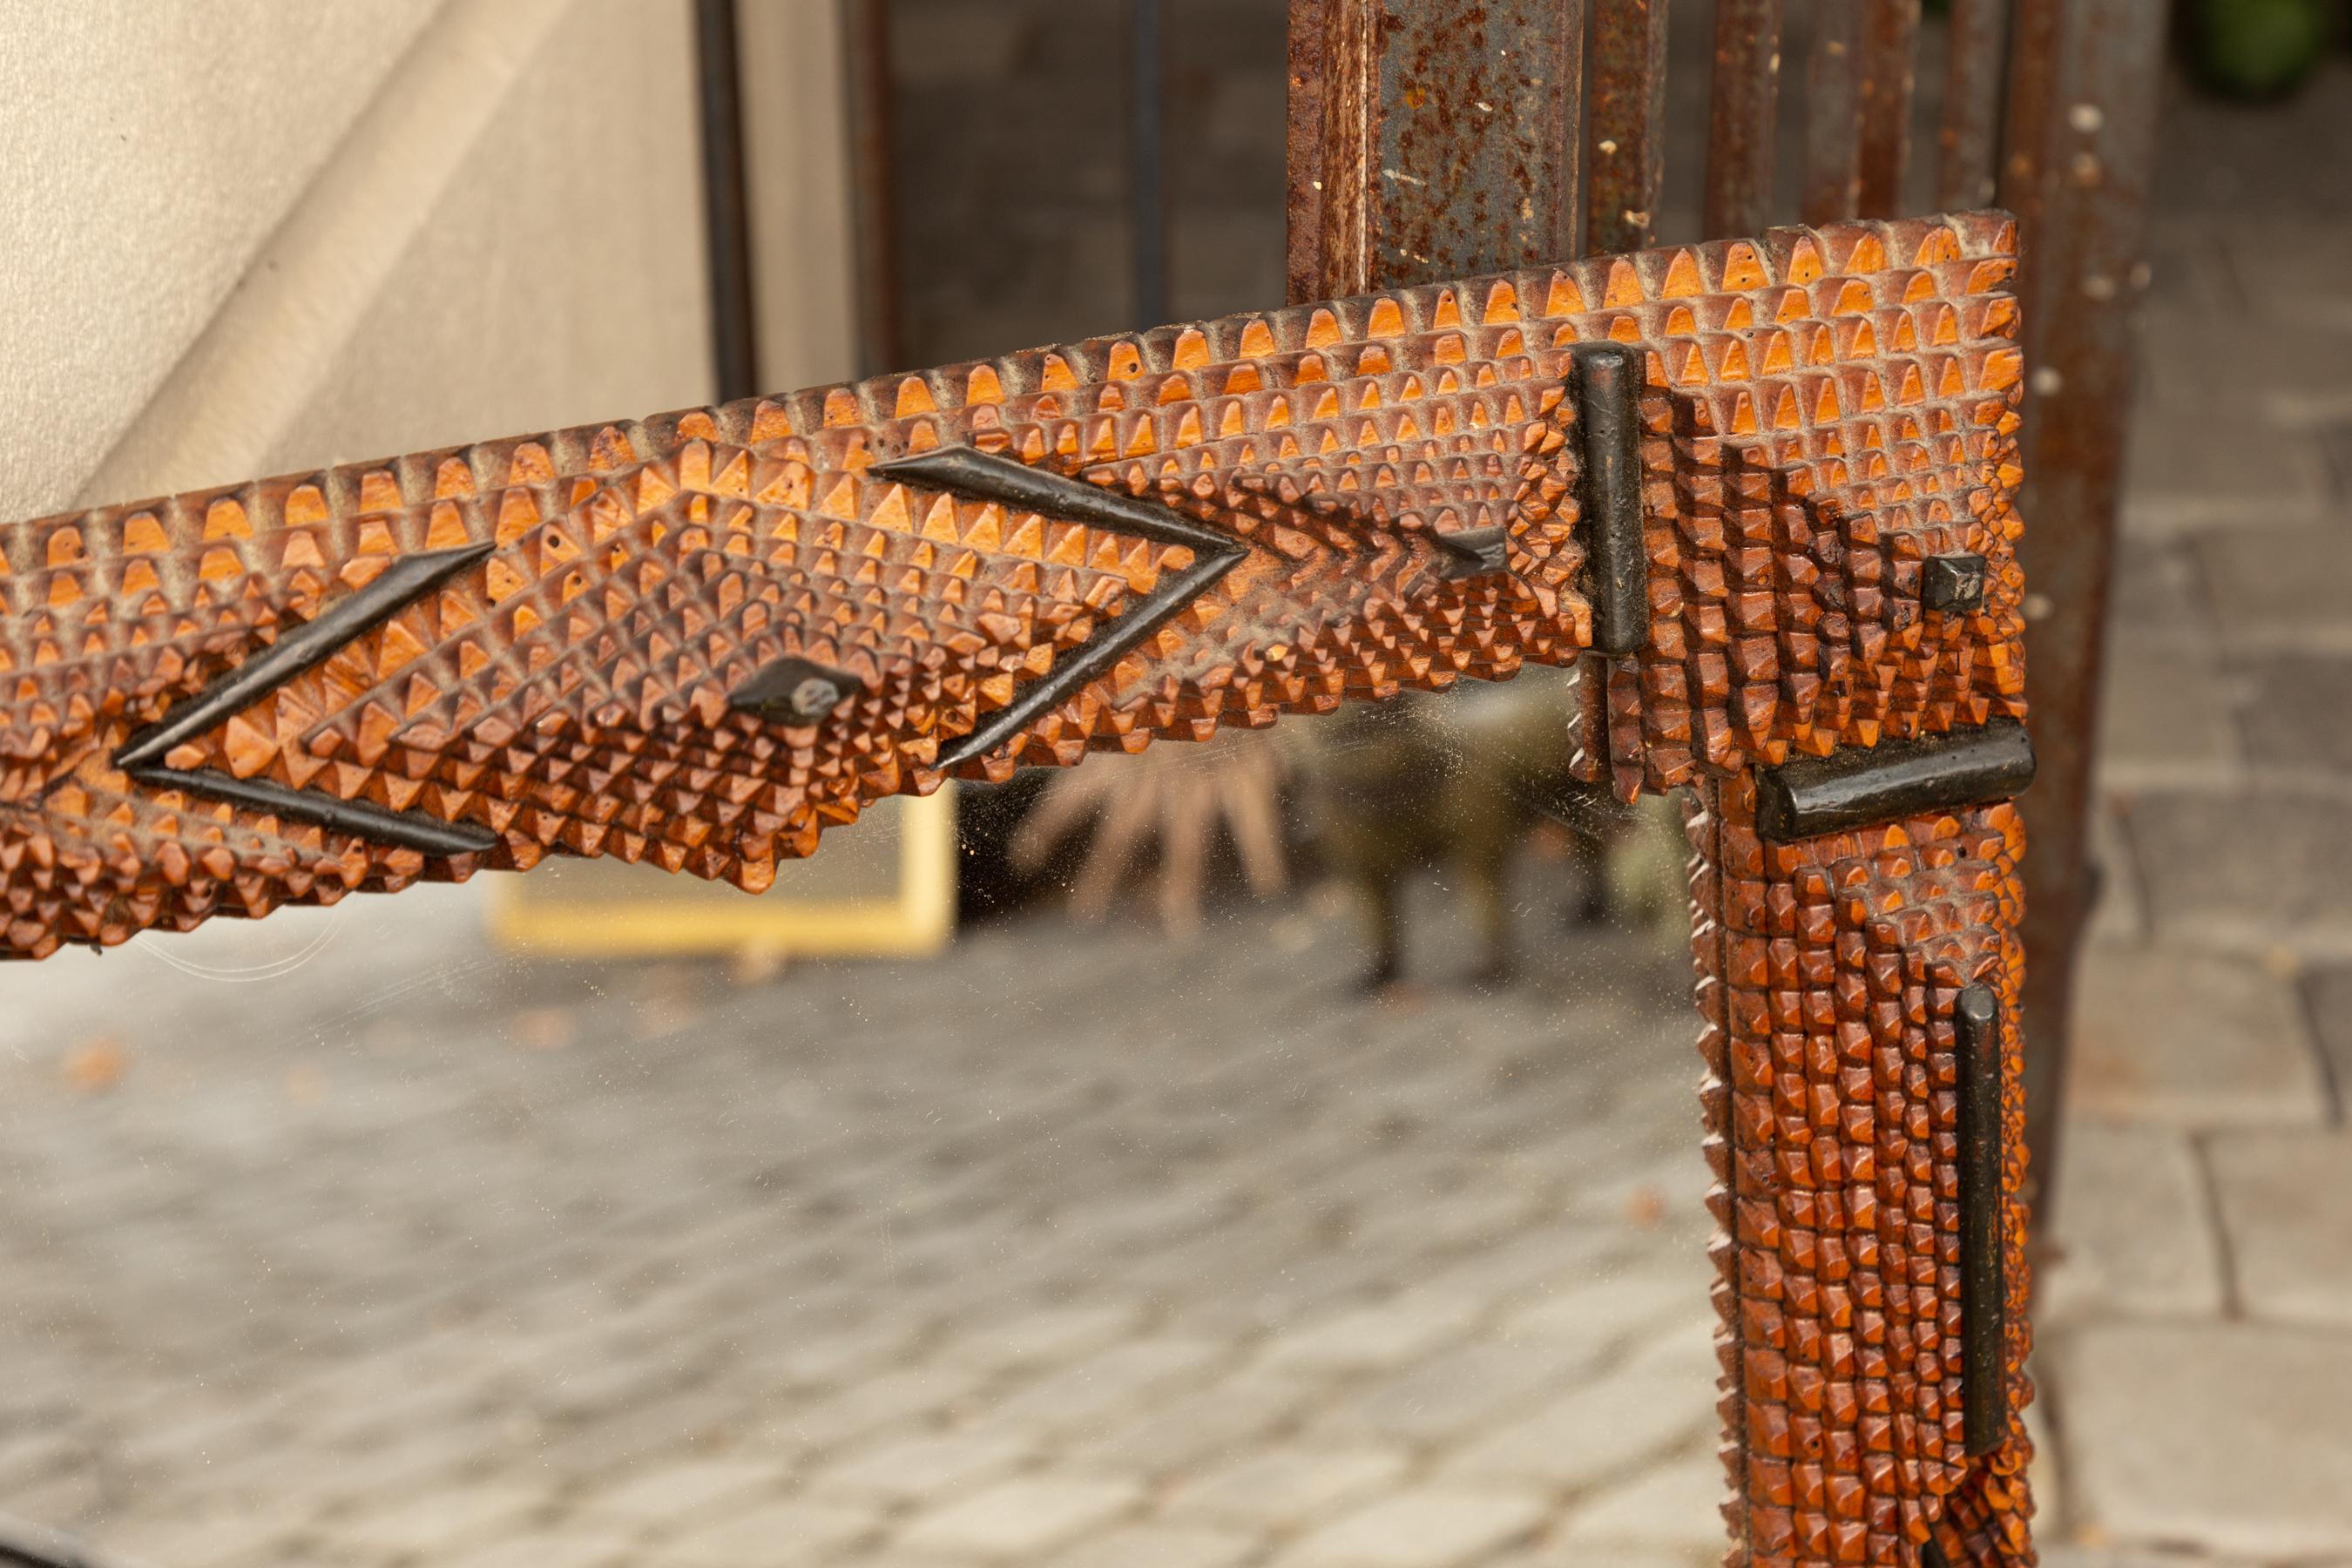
[44,0,713,513]
[0,0,878,522]
[250,0,716,479]
[0,1,443,515]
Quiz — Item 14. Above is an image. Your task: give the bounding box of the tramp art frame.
[0,212,2035,1568]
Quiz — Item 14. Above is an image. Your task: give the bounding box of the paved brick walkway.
[2027,60,2352,1568]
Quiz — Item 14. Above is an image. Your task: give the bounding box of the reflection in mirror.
[2,707,1719,1565]
[0,2,1730,1564]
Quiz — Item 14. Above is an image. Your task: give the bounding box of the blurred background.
[3,2,2351,1566]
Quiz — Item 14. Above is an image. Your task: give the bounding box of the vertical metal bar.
[1936,0,2011,210]
[2000,0,2060,206]
[1129,0,1171,328]
[1801,0,1862,224]
[1702,0,1785,240]
[1553,0,1589,261]
[1574,344,1648,656]
[1997,0,2168,1239]
[693,0,760,400]
[1585,0,1670,256]
[1284,0,1328,306]
[1855,0,1923,217]
[1286,0,1364,301]
[1288,0,1586,298]
[1956,982,2009,1456]
[839,0,904,375]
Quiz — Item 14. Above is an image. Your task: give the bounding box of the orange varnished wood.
[0,213,2020,957]
[1689,777,2033,1567]
[0,213,2031,1568]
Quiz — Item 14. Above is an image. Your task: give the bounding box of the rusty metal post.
[693,0,760,401]
[1129,0,1171,328]
[1854,0,1923,218]
[1802,0,1923,225]
[840,0,903,375]
[1703,0,1785,240]
[1936,0,2012,211]
[1286,0,1587,301]
[1802,0,1864,223]
[1585,0,1669,254]
[1998,0,2170,1230]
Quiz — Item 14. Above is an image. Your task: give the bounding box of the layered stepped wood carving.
[0,213,2035,1567]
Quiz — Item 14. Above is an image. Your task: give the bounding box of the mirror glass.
[0,3,1738,1565]
[7,731,1713,1567]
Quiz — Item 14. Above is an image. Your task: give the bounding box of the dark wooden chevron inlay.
[1434,524,1510,579]
[128,766,502,858]
[106,541,497,858]
[116,542,495,773]
[870,445,1249,768]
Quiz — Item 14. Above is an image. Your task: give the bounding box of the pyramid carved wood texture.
[0,213,2031,1567]
[1690,776,2032,1566]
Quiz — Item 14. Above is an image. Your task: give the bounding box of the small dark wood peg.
[730,656,863,724]
[1923,552,1989,612]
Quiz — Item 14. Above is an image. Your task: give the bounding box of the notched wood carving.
[0,213,2033,1568]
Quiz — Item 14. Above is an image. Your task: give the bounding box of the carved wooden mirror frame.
[0,211,2035,1566]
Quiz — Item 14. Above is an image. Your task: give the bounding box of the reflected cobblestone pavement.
[1,882,1724,1568]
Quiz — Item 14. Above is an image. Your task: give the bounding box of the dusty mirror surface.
[2,711,1717,1568]
[0,3,1730,1565]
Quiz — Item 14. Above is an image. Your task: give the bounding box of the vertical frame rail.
[839,0,904,375]
[1128,0,1171,329]
[1957,982,2012,1458]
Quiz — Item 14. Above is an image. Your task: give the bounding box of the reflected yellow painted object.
[487,790,956,957]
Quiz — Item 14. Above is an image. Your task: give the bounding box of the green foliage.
[2187,0,2334,100]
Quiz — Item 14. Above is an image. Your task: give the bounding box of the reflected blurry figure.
[1293,667,1685,990]
[1004,728,1290,936]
